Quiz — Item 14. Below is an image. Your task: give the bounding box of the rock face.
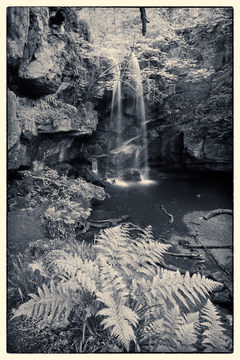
[183,134,233,172]
[148,125,184,169]
[7,7,101,171]
[148,125,233,172]
[7,7,30,66]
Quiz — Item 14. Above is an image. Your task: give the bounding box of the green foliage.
[11,224,232,352]
[19,167,105,240]
[8,255,50,303]
[63,30,117,104]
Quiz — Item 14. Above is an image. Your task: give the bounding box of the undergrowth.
[10,224,232,353]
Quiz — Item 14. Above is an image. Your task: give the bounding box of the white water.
[128,52,149,180]
[110,59,123,178]
[108,53,149,184]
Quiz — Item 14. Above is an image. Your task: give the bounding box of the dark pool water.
[92,173,233,239]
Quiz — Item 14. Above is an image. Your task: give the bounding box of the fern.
[148,269,222,311]
[11,224,232,352]
[12,281,74,328]
[97,291,139,351]
[201,299,231,352]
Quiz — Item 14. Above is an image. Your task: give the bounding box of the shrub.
[17,167,106,240]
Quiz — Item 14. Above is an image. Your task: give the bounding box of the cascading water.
[109,59,123,179]
[107,52,149,184]
[128,52,149,180]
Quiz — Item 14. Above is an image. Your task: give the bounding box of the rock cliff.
[7,7,100,171]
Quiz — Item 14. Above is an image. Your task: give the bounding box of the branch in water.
[160,205,174,224]
[203,209,233,220]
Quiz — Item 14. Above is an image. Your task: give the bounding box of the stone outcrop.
[7,7,101,171]
[148,125,232,172]
[148,125,184,169]
[7,7,30,66]
[183,134,233,172]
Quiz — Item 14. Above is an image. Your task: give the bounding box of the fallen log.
[190,245,232,249]
[81,215,129,233]
[203,209,233,220]
[166,251,202,259]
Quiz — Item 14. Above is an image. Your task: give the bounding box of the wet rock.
[148,125,184,168]
[182,210,233,307]
[183,134,233,172]
[122,168,142,181]
[7,7,29,66]
[75,165,107,187]
[148,124,232,172]
[54,162,75,177]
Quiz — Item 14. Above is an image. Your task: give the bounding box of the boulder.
[122,168,142,182]
[33,137,76,165]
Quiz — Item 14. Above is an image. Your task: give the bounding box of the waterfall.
[110,59,123,178]
[128,52,149,180]
[108,52,149,183]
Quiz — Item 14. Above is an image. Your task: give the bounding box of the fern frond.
[201,299,230,352]
[145,318,165,335]
[95,224,170,280]
[183,311,200,330]
[151,269,222,310]
[76,259,99,294]
[11,281,74,327]
[98,261,129,301]
[97,292,139,351]
[133,230,171,270]
[143,308,199,352]
[53,253,84,278]
[174,322,198,352]
[95,225,131,256]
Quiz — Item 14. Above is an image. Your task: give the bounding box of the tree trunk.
[139,8,149,36]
